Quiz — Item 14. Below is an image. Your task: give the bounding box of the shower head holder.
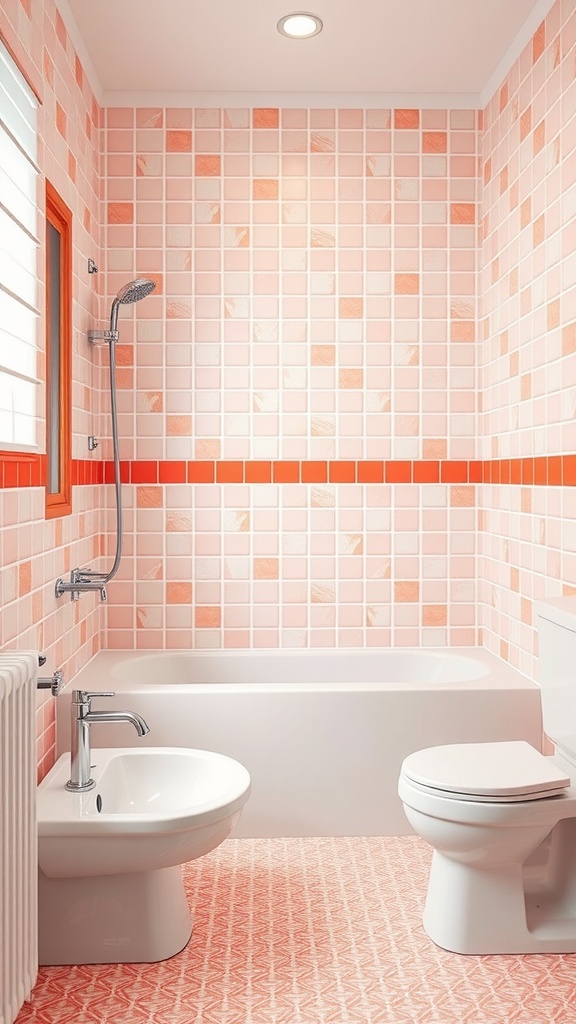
[88,328,120,344]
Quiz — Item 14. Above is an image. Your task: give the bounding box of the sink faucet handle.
[73,689,115,704]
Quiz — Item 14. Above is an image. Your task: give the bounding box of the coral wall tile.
[195,154,221,175]
[159,461,187,483]
[216,461,243,483]
[357,461,384,483]
[532,20,545,63]
[394,109,419,129]
[272,461,299,483]
[394,273,419,294]
[108,202,133,223]
[450,202,475,223]
[188,461,215,483]
[167,582,192,603]
[253,108,279,128]
[301,461,328,483]
[413,461,439,483]
[167,130,192,151]
[395,582,420,602]
[245,461,272,483]
[329,462,356,483]
[385,461,412,483]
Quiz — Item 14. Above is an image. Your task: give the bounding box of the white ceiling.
[66,0,545,103]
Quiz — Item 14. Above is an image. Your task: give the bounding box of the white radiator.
[0,653,38,1024]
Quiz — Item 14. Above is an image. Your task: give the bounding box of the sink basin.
[37,747,251,965]
[38,746,251,876]
[95,748,249,818]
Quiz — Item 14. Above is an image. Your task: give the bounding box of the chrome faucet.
[66,689,150,792]
[55,568,109,602]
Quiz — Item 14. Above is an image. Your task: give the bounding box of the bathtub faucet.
[55,568,108,602]
[66,689,150,793]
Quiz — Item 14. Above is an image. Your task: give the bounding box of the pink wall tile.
[479,0,576,678]
[0,0,104,774]
[9,0,575,688]
[101,101,479,650]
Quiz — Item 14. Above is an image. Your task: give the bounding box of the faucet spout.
[85,709,150,737]
[65,690,150,792]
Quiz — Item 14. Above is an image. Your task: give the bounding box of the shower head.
[108,277,156,334]
[115,278,156,305]
[88,278,156,343]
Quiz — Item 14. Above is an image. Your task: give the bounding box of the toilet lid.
[401,741,571,800]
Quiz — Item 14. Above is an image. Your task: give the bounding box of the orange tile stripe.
[0,452,45,488]
[0,454,104,488]
[2,455,576,488]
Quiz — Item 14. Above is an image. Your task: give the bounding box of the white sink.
[38,746,251,840]
[38,746,251,877]
[95,748,248,817]
[37,746,251,964]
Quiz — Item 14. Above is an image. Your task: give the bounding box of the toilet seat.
[401,740,571,803]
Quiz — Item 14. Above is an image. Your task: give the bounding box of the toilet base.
[39,865,193,964]
[424,841,576,955]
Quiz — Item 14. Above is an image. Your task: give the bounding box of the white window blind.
[0,42,39,451]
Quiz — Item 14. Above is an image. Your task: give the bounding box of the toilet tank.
[536,597,576,763]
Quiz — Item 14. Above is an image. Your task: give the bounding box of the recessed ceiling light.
[277,13,323,39]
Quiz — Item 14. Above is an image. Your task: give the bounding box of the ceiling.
[67,0,542,100]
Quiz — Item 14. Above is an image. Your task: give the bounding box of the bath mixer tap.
[55,568,108,602]
[66,689,150,792]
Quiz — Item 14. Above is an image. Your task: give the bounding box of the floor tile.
[17,837,576,1024]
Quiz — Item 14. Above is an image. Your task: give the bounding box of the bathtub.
[58,649,543,837]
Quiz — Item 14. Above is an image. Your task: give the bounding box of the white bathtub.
[58,649,543,837]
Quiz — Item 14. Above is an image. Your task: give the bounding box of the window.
[0,41,39,450]
[45,182,72,517]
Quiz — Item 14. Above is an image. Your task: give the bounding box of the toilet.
[398,596,576,954]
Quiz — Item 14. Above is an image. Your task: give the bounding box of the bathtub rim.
[67,647,538,694]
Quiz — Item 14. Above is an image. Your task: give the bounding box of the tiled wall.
[3,0,576,768]
[104,106,478,463]
[102,105,479,649]
[0,0,103,778]
[479,0,576,679]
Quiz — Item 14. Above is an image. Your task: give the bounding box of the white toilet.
[398,596,576,954]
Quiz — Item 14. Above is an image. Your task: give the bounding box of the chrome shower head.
[108,278,156,334]
[115,278,156,304]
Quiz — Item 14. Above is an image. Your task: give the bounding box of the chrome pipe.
[37,670,63,697]
[55,279,155,602]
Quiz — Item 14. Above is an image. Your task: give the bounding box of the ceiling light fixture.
[277,13,323,39]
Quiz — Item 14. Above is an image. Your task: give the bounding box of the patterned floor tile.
[16,837,576,1024]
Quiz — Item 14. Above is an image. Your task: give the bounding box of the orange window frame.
[45,180,72,518]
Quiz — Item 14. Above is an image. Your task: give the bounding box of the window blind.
[0,42,39,451]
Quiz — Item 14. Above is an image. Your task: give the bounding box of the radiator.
[0,653,38,1024]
